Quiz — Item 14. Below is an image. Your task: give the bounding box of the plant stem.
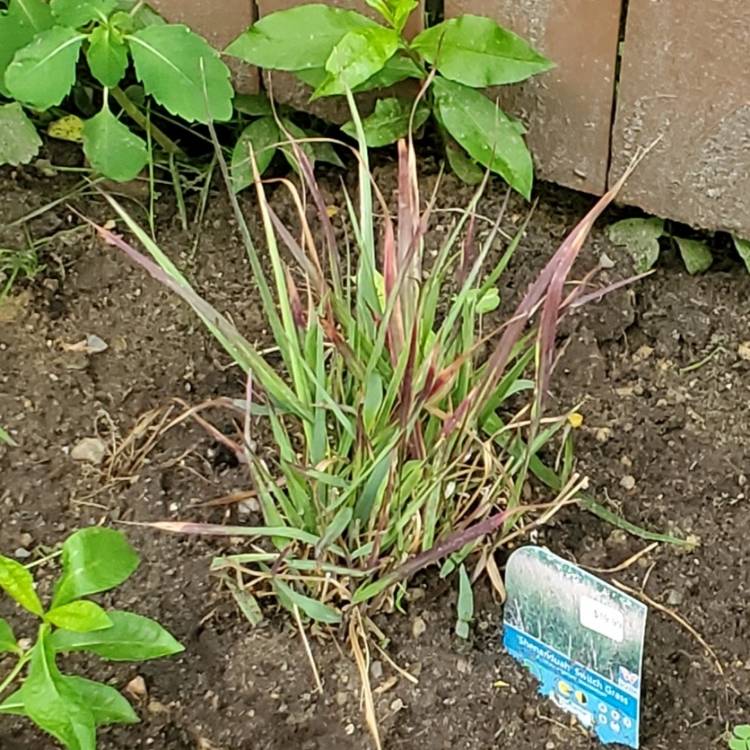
[111,87,183,157]
[23,549,62,570]
[0,653,30,697]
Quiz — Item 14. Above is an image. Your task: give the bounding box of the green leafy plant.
[0,0,233,181]
[225,2,553,196]
[608,217,715,275]
[1,244,43,300]
[92,107,679,640]
[0,527,183,749]
[231,92,343,192]
[729,725,750,750]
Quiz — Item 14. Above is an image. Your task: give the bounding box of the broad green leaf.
[353,53,423,92]
[50,0,117,27]
[309,134,344,167]
[50,610,183,660]
[19,632,97,750]
[474,287,500,314]
[433,76,533,198]
[234,92,273,116]
[607,217,664,273]
[0,617,17,653]
[0,102,42,166]
[315,26,399,97]
[733,236,750,273]
[273,578,341,624]
[292,66,328,88]
[0,555,44,616]
[8,0,54,31]
[225,4,377,71]
[0,674,136,727]
[0,688,25,716]
[86,24,129,87]
[734,725,750,740]
[83,104,148,181]
[52,527,140,607]
[455,563,473,639]
[231,116,279,192]
[5,25,85,109]
[675,237,712,275]
[61,676,139,726]
[128,24,233,123]
[444,138,483,185]
[412,15,553,87]
[46,600,113,632]
[342,97,430,147]
[0,0,54,95]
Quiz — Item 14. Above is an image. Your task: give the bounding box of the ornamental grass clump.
[95,106,644,628]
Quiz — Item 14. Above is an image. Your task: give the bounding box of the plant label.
[503,546,647,748]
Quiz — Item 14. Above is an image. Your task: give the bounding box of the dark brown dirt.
[0,159,748,750]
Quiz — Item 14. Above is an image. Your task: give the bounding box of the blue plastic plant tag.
[503,546,647,748]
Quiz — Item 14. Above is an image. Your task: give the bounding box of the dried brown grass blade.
[350,609,382,750]
[612,578,723,675]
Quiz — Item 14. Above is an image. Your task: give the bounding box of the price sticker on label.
[580,596,625,642]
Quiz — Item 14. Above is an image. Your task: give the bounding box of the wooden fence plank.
[445,0,622,195]
[609,0,750,237]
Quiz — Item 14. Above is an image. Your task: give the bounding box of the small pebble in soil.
[345,723,355,735]
[620,475,637,491]
[125,675,147,701]
[412,616,427,638]
[595,427,612,443]
[370,660,383,680]
[390,698,404,712]
[666,590,683,606]
[71,436,107,465]
[14,547,31,559]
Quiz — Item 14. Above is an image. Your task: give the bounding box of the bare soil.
[1,160,748,750]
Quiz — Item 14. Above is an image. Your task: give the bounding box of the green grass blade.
[273,578,341,624]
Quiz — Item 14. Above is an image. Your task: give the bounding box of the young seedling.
[226,0,553,194]
[0,527,183,749]
[0,0,233,180]
[0,425,17,447]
